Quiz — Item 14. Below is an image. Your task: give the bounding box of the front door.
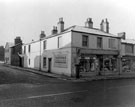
[48,58,52,72]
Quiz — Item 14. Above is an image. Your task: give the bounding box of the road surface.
[0,64,135,107]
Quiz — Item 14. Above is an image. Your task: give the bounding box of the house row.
[5,18,135,78]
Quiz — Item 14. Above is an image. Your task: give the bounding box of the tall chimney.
[100,18,109,33]
[51,26,58,35]
[14,37,22,45]
[57,17,64,33]
[85,18,93,28]
[118,32,126,40]
[40,31,46,39]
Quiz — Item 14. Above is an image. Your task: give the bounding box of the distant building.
[10,37,23,66]
[0,46,5,61]
[4,42,14,64]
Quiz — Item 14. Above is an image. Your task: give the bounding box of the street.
[0,64,135,107]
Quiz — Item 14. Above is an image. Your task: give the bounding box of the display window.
[79,56,98,72]
[104,56,117,72]
[122,58,130,72]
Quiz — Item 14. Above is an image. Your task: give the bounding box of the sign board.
[54,53,68,68]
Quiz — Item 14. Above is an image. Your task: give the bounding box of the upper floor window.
[24,46,26,54]
[82,35,88,47]
[97,37,102,48]
[58,36,62,48]
[28,45,31,52]
[43,40,46,50]
[109,39,115,49]
[125,44,134,54]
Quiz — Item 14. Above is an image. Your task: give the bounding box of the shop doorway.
[48,58,52,73]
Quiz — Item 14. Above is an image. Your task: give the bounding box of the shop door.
[48,58,52,72]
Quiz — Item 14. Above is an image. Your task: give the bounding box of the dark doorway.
[48,58,52,73]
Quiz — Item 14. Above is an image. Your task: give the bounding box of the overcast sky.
[0,0,135,46]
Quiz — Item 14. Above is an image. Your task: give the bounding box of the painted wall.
[22,41,40,69]
[5,44,12,64]
[41,48,72,76]
[72,32,119,50]
[47,32,72,50]
[22,32,72,76]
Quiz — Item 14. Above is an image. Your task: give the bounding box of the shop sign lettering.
[54,54,68,68]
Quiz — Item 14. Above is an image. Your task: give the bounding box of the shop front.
[122,56,135,73]
[79,54,118,77]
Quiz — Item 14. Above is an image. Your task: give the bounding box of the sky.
[0,0,135,46]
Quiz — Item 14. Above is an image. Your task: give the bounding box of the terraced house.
[121,35,135,74]
[20,18,123,77]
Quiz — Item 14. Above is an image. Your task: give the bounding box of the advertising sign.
[54,53,68,68]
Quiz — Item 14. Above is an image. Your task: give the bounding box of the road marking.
[28,90,88,99]
[0,90,88,102]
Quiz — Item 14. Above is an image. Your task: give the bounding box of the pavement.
[3,64,135,82]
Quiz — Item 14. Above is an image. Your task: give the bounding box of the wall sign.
[54,53,68,68]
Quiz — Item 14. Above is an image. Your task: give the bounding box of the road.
[0,64,135,107]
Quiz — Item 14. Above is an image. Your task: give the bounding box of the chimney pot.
[57,17,64,33]
[40,31,46,39]
[85,18,93,28]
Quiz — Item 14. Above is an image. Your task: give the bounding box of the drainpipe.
[118,37,122,75]
[39,38,41,71]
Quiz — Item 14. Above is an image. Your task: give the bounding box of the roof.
[5,42,14,48]
[23,25,119,45]
[10,42,23,48]
[122,39,135,44]
[46,25,119,39]
[72,26,118,37]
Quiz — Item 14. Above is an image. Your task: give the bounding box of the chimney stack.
[100,18,109,33]
[40,31,46,39]
[14,37,22,45]
[118,32,126,40]
[51,26,58,35]
[85,18,93,28]
[57,17,64,33]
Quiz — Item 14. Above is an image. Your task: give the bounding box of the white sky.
[0,0,135,46]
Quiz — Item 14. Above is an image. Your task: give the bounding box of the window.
[97,37,102,48]
[58,36,62,48]
[125,44,134,54]
[109,39,115,49]
[82,35,88,47]
[43,57,46,68]
[43,40,46,50]
[28,45,31,52]
[29,59,30,65]
[24,46,26,54]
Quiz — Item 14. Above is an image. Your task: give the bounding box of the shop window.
[82,35,88,47]
[58,36,62,48]
[122,58,130,72]
[104,56,117,72]
[97,37,102,48]
[109,39,115,49]
[125,44,134,54]
[79,56,98,72]
[43,57,46,68]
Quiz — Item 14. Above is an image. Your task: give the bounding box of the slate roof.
[46,25,119,39]
[122,39,135,44]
